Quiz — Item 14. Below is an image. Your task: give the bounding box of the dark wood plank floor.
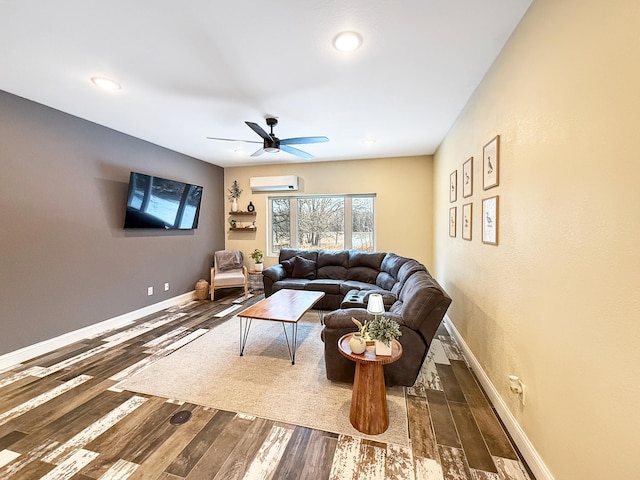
[0,291,534,479]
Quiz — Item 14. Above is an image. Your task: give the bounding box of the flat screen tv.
[123,172,203,229]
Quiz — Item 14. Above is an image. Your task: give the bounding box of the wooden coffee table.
[237,289,325,365]
[338,333,403,434]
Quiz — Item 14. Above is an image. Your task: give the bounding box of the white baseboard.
[443,315,554,480]
[0,291,196,371]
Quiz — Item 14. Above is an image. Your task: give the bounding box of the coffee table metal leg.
[281,322,298,365]
[239,317,253,356]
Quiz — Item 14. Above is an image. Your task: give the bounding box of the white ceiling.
[0,0,532,168]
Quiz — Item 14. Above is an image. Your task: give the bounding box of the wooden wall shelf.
[228,211,256,216]
[229,227,257,232]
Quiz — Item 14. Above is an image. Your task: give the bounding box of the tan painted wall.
[224,156,433,268]
[434,1,640,479]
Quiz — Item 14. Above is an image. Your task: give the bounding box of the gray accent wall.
[0,90,225,355]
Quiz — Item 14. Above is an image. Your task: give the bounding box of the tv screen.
[124,172,203,229]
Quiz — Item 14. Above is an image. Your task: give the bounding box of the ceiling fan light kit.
[208,117,328,160]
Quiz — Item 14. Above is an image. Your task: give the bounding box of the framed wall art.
[462,203,472,240]
[483,135,500,190]
[449,207,457,237]
[463,157,473,198]
[450,170,458,203]
[482,195,499,245]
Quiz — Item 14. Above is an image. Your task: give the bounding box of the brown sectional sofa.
[262,248,452,386]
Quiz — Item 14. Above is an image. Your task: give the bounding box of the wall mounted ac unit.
[250,175,299,192]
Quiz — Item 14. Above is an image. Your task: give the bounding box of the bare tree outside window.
[297,197,344,250]
[269,194,375,254]
[352,196,374,251]
[271,198,290,253]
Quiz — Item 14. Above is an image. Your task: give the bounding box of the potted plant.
[250,248,264,272]
[228,180,242,212]
[368,315,402,356]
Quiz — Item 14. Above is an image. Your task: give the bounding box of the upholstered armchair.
[210,250,249,300]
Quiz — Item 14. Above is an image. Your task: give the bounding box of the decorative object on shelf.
[229,219,237,228]
[483,135,500,190]
[449,207,457,237]
[250,248,264,272]
[348,332,366,354]
[247,201,255,212]
[195,279,209,300]
[462,203,472,241]
[450,170,458,202]
[368,315,402,356]
[482,195,499,245]
[463,157,473,198]
[228,180,243,212]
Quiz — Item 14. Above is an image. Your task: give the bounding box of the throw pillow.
[292,256,316,279]
[281,258,295,276]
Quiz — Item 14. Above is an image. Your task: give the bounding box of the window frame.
[267,193,376,256]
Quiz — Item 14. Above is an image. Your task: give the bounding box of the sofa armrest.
[262,264,287,297]
[263,264,287,282]
[324,308,371,330]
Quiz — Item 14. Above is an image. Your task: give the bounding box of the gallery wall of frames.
[449,135,500,245]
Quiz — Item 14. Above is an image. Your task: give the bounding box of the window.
[268,194,375,255]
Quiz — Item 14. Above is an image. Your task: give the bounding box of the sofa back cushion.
[279,248,318,264]
[347,251,385,284]
[391,259,427,296]
[377,253,411,290]
[316,250,349,280]
[389,272,452,343]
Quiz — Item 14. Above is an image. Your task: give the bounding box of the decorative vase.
[375,340,392,356]
[349,333,366,354]
[231,198,239,212]
[254,262,264,272]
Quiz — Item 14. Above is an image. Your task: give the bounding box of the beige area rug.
[116,313,409,446]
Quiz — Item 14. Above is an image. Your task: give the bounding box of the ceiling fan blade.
[206,136,261,144]
[280,136,329,145]
[280,145,314,160]
[245,121,272,141]
[250,148,266,157]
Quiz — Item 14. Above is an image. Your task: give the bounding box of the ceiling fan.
[207,117,329,160]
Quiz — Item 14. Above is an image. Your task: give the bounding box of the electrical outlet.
[147,286,153,296]
[164,283,169,291]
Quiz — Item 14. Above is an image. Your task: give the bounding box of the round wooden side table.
[338,333,403,435]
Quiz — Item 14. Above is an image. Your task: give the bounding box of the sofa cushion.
[348,250,385,269]
[292,256,317,279]
[393,272,445,330]
[376,271,397,291]
[339,280,379,296]
[279,248,318,263]
[380,253,410,277]
[317,250,349,280]
[391,259,427,296]
[272,279,310,292]
[346,266,379,283]
[305,279,342,295]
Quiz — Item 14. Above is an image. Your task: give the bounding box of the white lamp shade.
[367,293,385,315]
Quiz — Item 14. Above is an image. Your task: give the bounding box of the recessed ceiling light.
[91,76,121,91]
[362,139,377,145]
[333,31,363,52]
[234,148,245,155]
